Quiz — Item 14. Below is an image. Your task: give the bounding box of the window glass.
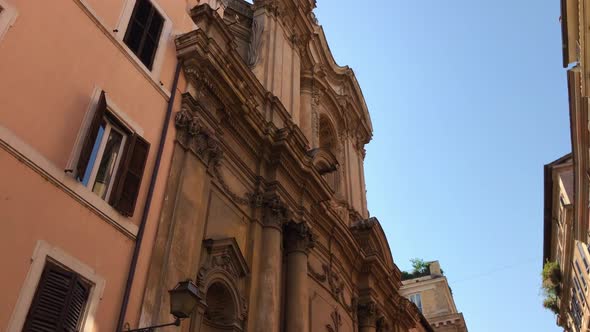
[82,120,106,186]
[123,0,164,69]
[92,128,123,199]
[409,293,423,312]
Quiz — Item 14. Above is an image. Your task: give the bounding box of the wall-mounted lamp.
[125,280,200,332]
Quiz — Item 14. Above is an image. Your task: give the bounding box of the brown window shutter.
[23,262,90,332]
[76,91,107,181]
[111,134,150,217]
[62,279,90,332]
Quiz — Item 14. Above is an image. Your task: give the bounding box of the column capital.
[358,301,380,328]
[261,194,291,230]
[284,221,315,254]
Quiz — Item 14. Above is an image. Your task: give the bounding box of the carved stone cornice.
[284,221,315,254]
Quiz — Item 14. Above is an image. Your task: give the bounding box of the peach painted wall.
[0,148,134,331]
[0,0,197,329]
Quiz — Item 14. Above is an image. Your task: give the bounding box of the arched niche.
[196,238,249,332]
[315,114,343,194]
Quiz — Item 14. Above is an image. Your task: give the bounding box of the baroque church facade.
[0,0,433,330]
[140,1,432,332]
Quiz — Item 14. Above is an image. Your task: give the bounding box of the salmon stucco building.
[0,0,433,331]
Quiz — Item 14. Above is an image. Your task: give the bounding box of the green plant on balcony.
[543,296,559,314]
[401,258,431,280]
[541,261,561,315]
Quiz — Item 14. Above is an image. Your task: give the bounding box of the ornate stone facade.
[139,1,433,332]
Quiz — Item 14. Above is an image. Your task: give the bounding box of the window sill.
[73,0,171,100]
[0,125,139,239]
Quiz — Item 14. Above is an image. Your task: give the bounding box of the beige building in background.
[0,0,434,332]
[543,154,590,332]
[400,262,467,332]
[541,0,590,330]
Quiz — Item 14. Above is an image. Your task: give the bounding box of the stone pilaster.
[284,221,314,332]
[253,195,289,332]
[358,301,379,332]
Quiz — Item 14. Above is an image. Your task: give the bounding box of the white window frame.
[114,0,172,79]
[84,120,128,201]
[6,241,106,332]
[67,88,143,176]
[0,0,18,42]
[409,293,423,312]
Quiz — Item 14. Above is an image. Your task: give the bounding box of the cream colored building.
[544,154,590,331]
[400,262,467,332]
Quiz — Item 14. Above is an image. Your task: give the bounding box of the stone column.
[253,196,289,332]
[284,222,314,332]
[358,302,379,332]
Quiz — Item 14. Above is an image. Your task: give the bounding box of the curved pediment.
[350,217,395,270]
[303,25,373,145]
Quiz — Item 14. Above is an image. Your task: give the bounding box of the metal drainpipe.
[116,60,183,332]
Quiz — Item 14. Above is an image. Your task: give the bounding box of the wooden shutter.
[23,262,90,332]
[76,91,107,180]
[62,279,90,332]
[110,134,150,216]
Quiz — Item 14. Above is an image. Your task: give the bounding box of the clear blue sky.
[315,1,569,331]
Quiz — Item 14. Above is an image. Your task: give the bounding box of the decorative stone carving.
[357,301,379,328]
[197,238,249,288]
[311,88,322,148]
[261,194,291,229]
[350,217,378,255]
[324,263,344,300]
[326,309,342,332]
[175,107,223,167]
[175,106,253,206]
[308,261,327,282]
[284,221,315,254]
[196,238,249,329]
[248,17,264,67]
[290,33,310,54]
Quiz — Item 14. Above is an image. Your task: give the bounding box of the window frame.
[115,0,171,78]
[6,241,105,332]
[409,293,423,312]
[83,118,128,202]
[66,88,149,217]
[23,260,91,331]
